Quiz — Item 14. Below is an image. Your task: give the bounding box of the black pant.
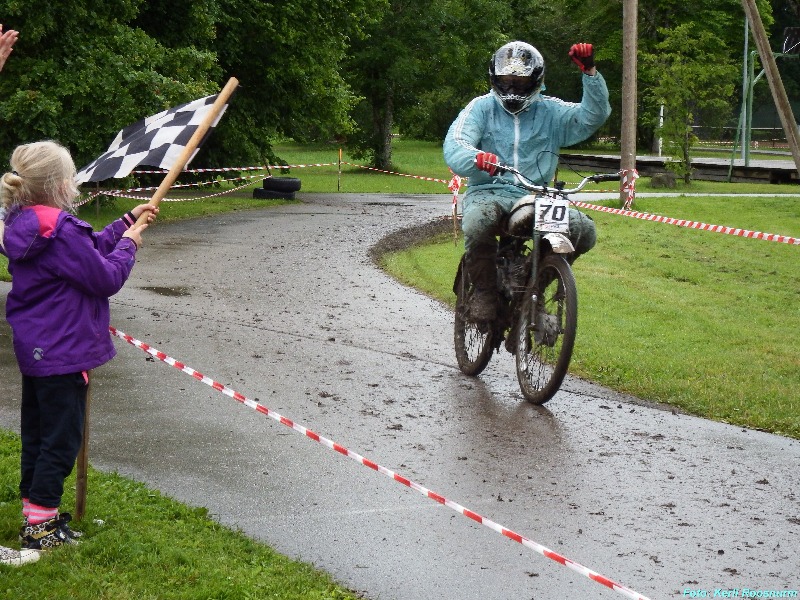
[20,373,87,509]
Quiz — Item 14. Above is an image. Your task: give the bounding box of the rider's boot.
[465,247,498,321]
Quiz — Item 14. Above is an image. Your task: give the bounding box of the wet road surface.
[1,193,798,599]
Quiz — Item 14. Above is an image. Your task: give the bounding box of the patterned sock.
[21,498,30,520]
[26,503,58,525]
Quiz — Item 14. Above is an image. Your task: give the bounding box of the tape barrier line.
[109,325,652,600]
[574,201,800,246]
[86,161,460,204]
[340,161,452,185]
[132,163,338,174]
[84,179,256,203]
[87,173,265,200]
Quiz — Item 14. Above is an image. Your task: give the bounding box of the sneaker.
[19,513,82,543]
[56,513,83,540]
[21,517,78,551]
[0,545,40,566]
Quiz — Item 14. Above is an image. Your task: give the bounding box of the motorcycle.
[453,164,620,404]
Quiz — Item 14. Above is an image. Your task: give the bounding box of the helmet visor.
[493,75,537,98]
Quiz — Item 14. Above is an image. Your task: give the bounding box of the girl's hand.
[122,222,149,250]
[131,203,159,224]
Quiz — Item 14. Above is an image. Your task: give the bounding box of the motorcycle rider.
[444,41,611,321]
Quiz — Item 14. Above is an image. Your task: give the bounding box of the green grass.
[380,193,800,439]
[0,433,358,598]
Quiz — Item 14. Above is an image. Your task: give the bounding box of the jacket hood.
[0,205,63,261]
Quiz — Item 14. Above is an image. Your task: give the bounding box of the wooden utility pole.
[620,0,638,205]
[740,0,800,178]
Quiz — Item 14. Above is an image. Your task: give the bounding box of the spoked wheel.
[515,253,577,404]
[453,261,494,376]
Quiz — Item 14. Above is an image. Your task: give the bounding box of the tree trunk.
[372,87,394,171]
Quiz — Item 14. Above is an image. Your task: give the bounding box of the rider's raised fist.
[475,151,500,176]
[569,43,595,73]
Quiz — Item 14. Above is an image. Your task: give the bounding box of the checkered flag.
[75,94,228,184]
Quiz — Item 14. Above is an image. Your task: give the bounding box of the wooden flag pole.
[75,371,91,520]
[135,76,240,224]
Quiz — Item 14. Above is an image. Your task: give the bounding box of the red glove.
[569,43,595,73]
[475,152,499,176]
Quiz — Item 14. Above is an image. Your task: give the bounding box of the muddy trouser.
[461,188,597,267]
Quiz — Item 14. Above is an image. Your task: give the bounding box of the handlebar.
[489,162,621,196]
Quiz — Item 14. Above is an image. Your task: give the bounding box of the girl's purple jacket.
[1,205,138,376]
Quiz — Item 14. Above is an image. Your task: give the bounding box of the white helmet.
[489,41,545,114]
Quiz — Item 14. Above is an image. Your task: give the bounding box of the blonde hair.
[1,140,79,212]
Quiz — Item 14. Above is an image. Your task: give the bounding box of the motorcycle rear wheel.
[515,254,577,404]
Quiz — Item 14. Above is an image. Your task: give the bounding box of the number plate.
[534,198,570,233]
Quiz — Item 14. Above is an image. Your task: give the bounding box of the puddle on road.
[140,286,192,297]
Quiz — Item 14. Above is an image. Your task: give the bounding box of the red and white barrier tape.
[86,172,267,198]
[621,169,639,210]
[87,161,457,204]
[86,179,256,203]
[109,325,651,600]
[132,163,337,174]
[574,201,800,246]
[341,161,452,185]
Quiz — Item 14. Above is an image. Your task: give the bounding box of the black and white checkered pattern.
[75,94,227,184]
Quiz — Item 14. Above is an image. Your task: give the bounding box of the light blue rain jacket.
[444,72,612,197]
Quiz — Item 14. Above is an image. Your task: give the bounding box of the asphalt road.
[1,192,798,600]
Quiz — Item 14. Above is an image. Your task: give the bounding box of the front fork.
[526,231,542,321]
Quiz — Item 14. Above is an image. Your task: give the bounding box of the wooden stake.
[75,372,91,520]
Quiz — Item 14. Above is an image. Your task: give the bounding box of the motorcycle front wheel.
[514,253,577,404]
[453,261,494,376]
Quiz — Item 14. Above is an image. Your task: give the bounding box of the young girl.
[0,22,39,567]
[0,140,157,552]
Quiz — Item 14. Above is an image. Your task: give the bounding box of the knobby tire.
[453,260,494,376]
[514,253,577,404]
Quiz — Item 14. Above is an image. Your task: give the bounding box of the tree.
[131,0,378,169]
[0,0,219,169]
[344,0,508,170]
[196,0,379,168]
[642,23,738,182]
[1,0,378,173]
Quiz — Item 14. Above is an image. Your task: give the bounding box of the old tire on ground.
[253,187,295,200]
[263,177,301,192]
